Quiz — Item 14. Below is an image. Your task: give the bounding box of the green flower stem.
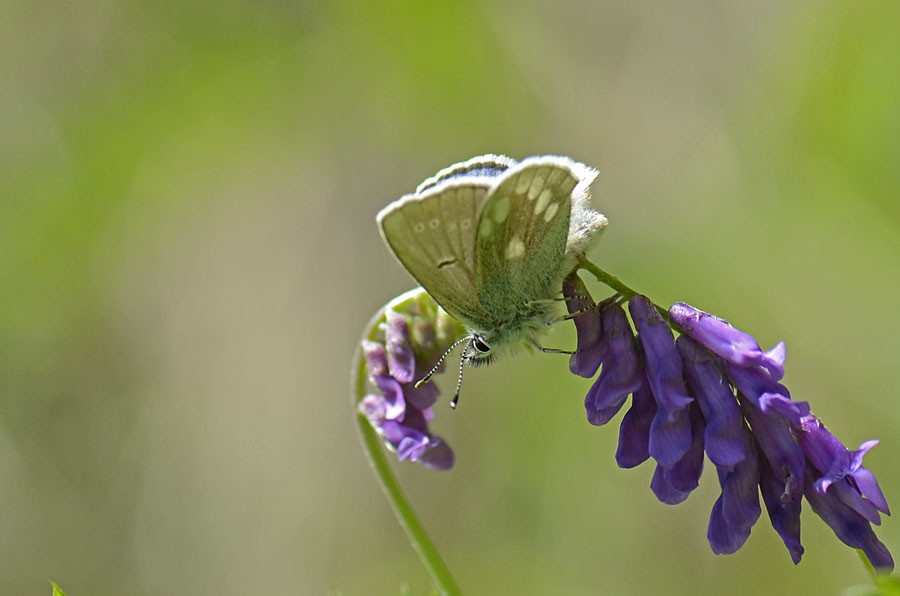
[352,347,463,596]
[578,257,680,331]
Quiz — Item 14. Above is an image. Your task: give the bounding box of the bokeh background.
[2,0,899,594]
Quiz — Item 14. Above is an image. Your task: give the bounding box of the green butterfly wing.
[473,158,582,325]
[377,180,492,327]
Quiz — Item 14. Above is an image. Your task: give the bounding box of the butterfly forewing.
[473,159,579,323]
[377,181,491,325]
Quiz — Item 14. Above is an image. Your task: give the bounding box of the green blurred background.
[1,0,898,594]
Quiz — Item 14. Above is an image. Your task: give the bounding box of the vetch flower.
[356,288,464,470]
[615,374,657,469]
[803,467,894,570]
[707,429,761,555]
[677,336,746,468]
[629,295,693,467]
[583,303,642,426]
[563,272,892,568]
[563,273,607,378]
[650,403,705,504]
[669,302,786,380]
[758,451,804,564]
[385,309,416,384]
[797,414,890,525]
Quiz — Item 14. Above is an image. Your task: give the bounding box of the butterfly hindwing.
[473,158,579,323]
[377,180,491,325]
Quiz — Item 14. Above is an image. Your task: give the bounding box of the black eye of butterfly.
[472,336,491,353]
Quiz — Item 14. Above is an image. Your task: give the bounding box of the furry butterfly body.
[377,154,607,366]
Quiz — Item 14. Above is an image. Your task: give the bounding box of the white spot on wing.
[506,236,525,259]
[534,188,552,214]
[414,222,426,232]
[515,173,531,194]
[429,218,440,229]
[492,195,510,223]
[528,175,545,200]
[543,202,559,222]
[479,218,492,238]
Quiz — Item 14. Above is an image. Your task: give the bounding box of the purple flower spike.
[677,336,747,468]
[584,304,642,426]
[803,468,894,571]
[669,303,785,381]
[629,296,693,412]
[563,273,607,378]
[385,309,416,384]
[616,376,657,469]
[358,288,463,470]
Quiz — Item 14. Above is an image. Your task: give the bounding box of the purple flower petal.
[759,393,810,427]
[651,464,693,505]
[385,309,416,383]
[851,465,890,515]
[378,419,428,459]
[656,404,705,494]
[396,432,431,461]
[563,273,607,378]
[708,425,761,554]
[359,394,387,424]
[669,303,785,380]
[616,376,657,469]
[726,362,791,406]
[798,415,886,524]
[374,375,406,420]
[584,304,642,426]
[418,438,455,470]
[403,366,441,410]
[740,394,806,503]
[758,456,804,564]
[708,497,752,555]
[362,340,389,378]
[630,296,693,411]
[649,406,693,467]
[677,336,747,467]
[651,405,705,504]
[720,459,761,532]
[803,468,894,571]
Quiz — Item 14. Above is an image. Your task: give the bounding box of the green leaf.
[50,582,68,596]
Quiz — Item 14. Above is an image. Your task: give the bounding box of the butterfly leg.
[545,294,621,325]
[529,340,575,355]
[527,295,592,306]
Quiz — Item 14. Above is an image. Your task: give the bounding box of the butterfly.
[377,154,607,405]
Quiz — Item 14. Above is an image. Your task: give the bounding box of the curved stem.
[578,257,681,331]
[352,346,463,596]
